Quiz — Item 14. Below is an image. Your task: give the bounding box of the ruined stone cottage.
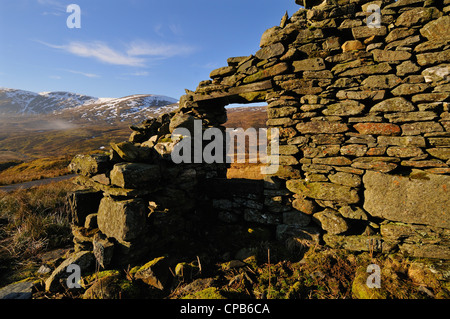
[61,0,450,285]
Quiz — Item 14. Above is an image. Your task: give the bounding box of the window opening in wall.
[224,103,269,180]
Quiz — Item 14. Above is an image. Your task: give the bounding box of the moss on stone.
[183,287,226,299]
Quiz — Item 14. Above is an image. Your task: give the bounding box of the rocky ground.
[2,220,449,300]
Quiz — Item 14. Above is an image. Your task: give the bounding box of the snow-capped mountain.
[0,87,179,124]
[55,94,179,124]
[0,88,98,114]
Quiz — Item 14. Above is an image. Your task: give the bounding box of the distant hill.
[0,88,268,162]
[0,87,179,125]
[225,106,267,129]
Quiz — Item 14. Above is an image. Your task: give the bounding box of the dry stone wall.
[177,0,450,259]
[66,0,450,275]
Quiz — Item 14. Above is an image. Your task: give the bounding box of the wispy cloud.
[49,75,62,80]
[37,0,66,16]
[169,24,184,36]
[126,41,195,58]
[154,23,185,37]
[38,40,146,67]
[127,71,149,76]
[65,69,100,78]
[37,40,196,67]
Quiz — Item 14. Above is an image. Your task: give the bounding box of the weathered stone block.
[292,196,318,215]
[417,50,450,66]
[353,123,401,136]
[395,7,441,27]
[351,26,387,39]
[372,49,412,62]
[286,180,360,204]
[361,74,402,89]
[312,156,352,166]
[412,93,450,103]
[341,40,365,52]
[340,63,392,77]
[401,122,444,135]
[351,161,398,173]
[110,142,151,162]
[293,58,326,72]
[401,159,448,168]
[427,148,450,160]
[255,42,286,60]
[340,144,368,157]
[377,136,426,147]
[420,16,450,41]
[363,170,450,229]
[370,97,415,113]
[210,66,236,79]
[329,172,362,188]
[302,145,340,158]
[110,163,161,189]
[323,100,365,116]
[296,122,349,134]
[386,147,424,158]
[427,137,450,147]
[385,111,437,123]
[97,196,147,242]
[422,64,450,83]
[243,63,289,84]
[385,27,416,43]
[338,205,367,220]
[69,154,110,177]
[396,61,420,77]
[323,234,397,253]
[313,209,349,235]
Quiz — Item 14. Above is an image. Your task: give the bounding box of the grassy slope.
[0,121,132,184]
[0,180,75,287]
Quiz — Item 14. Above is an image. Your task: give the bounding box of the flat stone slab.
[0,281,33,299]
[363,171,450,229]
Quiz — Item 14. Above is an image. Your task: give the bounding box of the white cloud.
[126,41,195,58]
[38,40,146,67]
[49,75,62,79]
[37,0,66,16]
[128,71,149,76]
[38,40,195,67]
[65,69,100,78]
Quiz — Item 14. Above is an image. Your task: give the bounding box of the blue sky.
[0,0,300,100]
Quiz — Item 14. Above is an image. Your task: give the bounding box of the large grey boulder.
[110,163,161,189]
[45,251,94,292]
[97,196,147,243]
[363,170,450,229]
